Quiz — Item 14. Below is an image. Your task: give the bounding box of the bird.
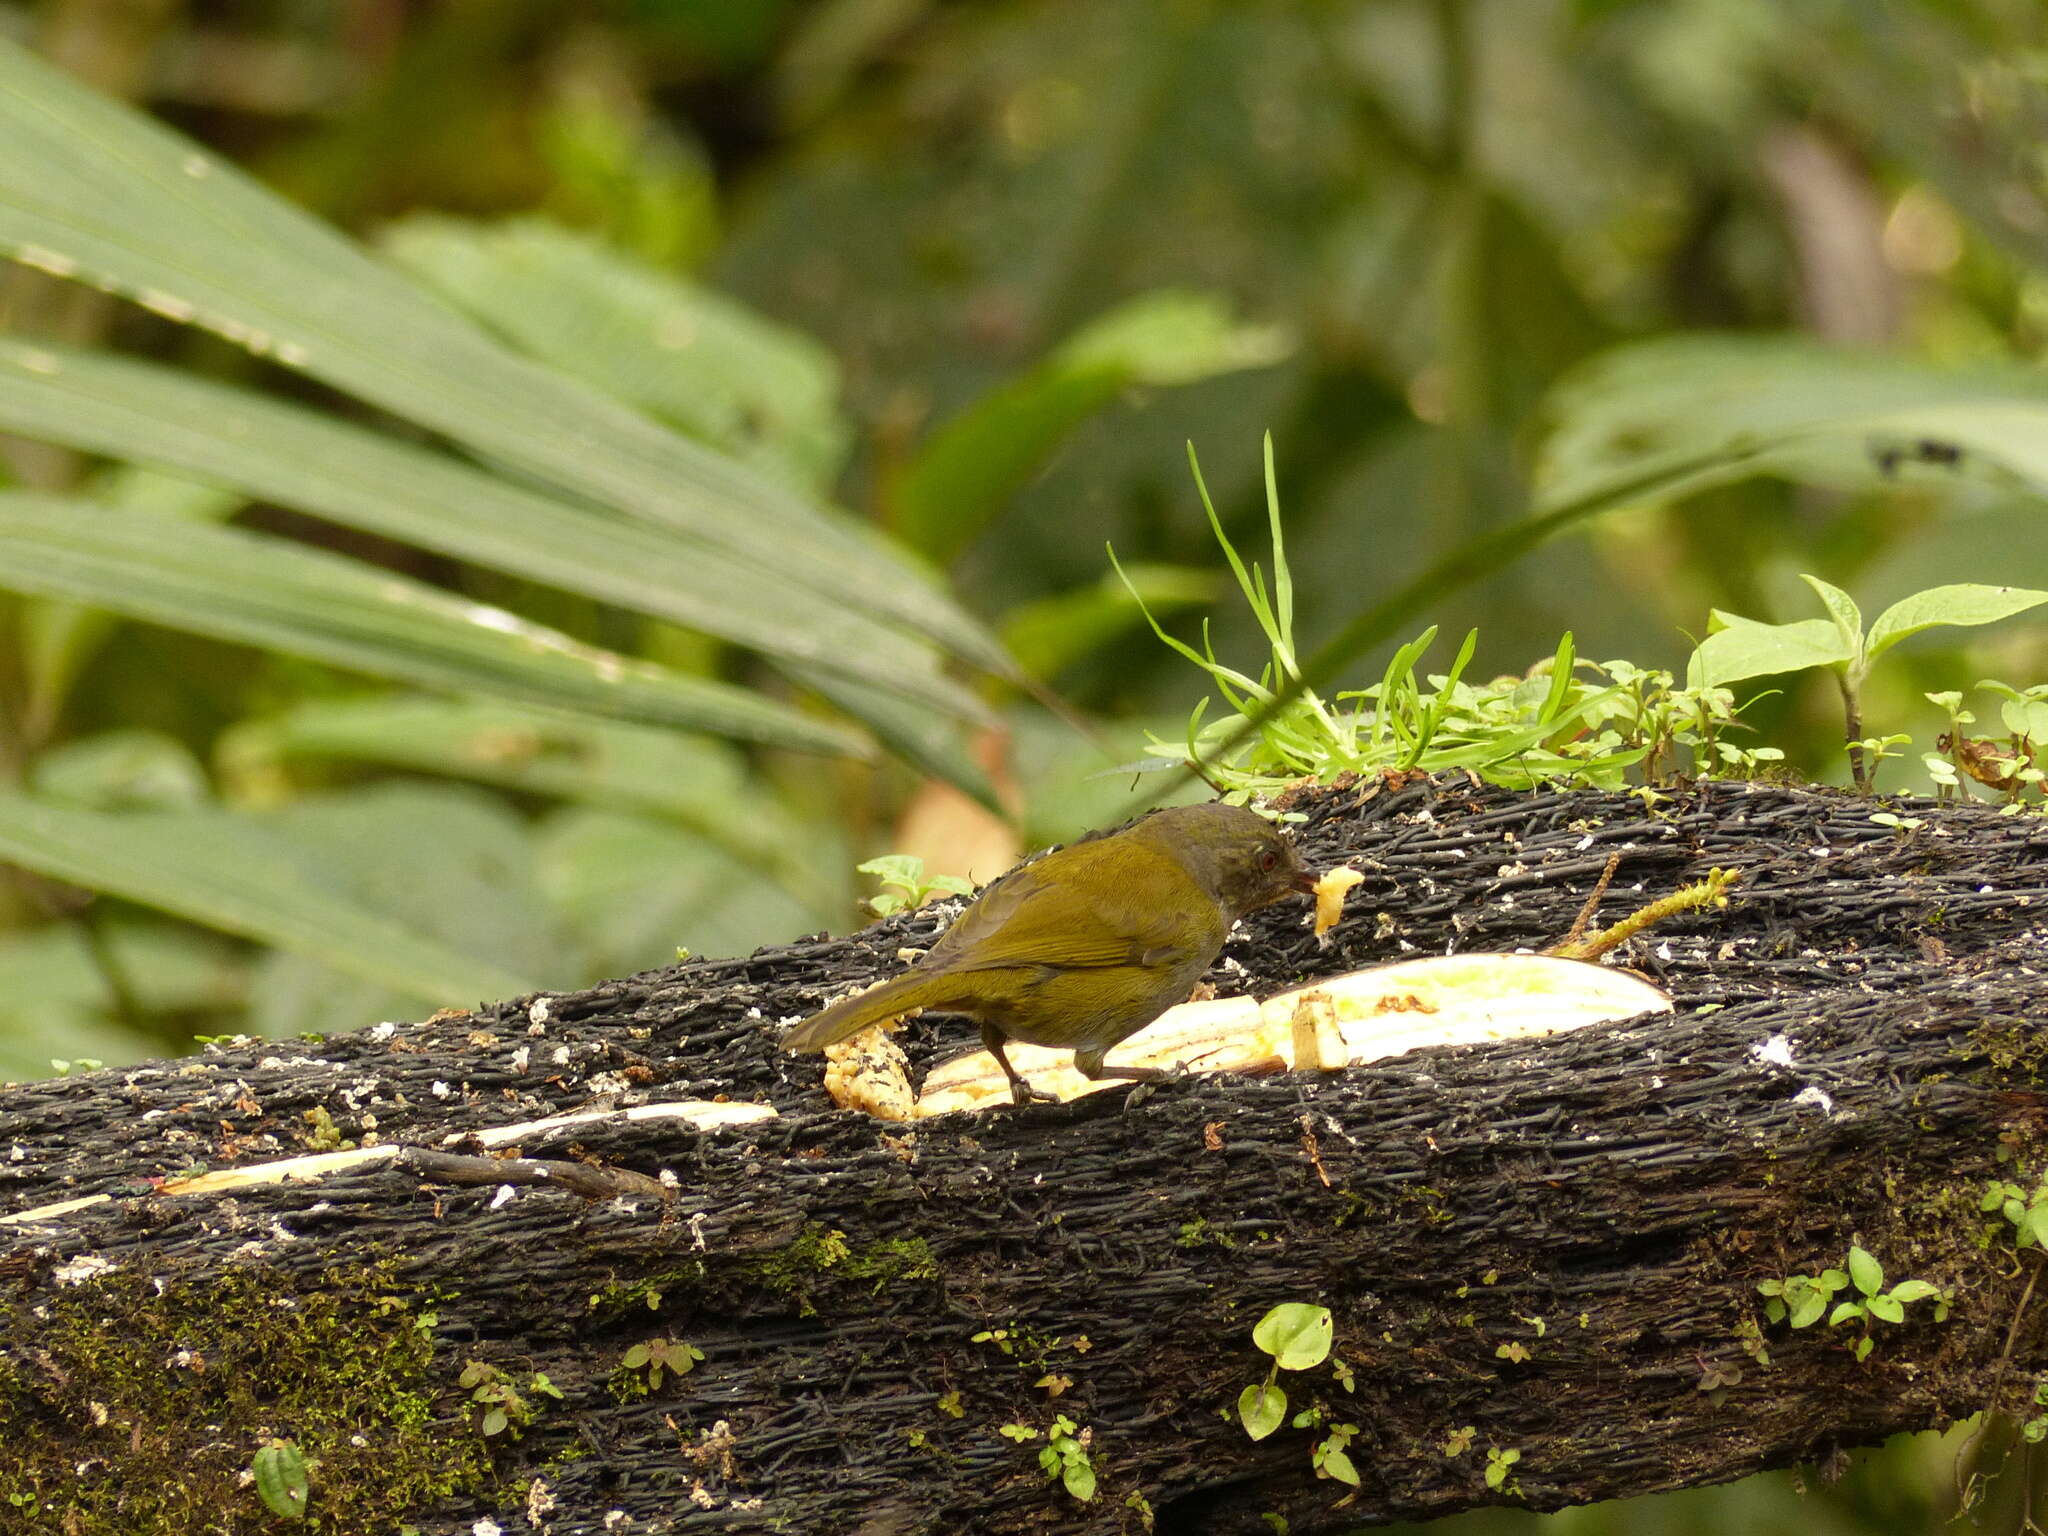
[782,801,1316,1104]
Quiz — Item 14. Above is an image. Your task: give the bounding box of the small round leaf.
[1321,1449,1361,1487]
[1063,1460,1097,1502]
[251,1442,309,1521]
[1238,1381,1287,1441]
[1788,1291,1829,1329]
[1847,1245,1884,1298]
[1253,1304,1333,1371]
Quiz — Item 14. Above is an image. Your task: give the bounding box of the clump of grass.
[1112,435,1778,799]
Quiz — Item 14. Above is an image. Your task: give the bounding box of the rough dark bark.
[5,777,2048,1535]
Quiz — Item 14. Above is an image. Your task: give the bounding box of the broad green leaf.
[1866,1294,1906,1325]
[1687,617,1850,689]
[0,337,976,720]
[894,291,1289,564]
[1237,1381,1286,1441]
[247,785,572,1038]
[1827,1301,1865,1327]
[1539,335,2048,516]
[0,492,862,755]
[536,808,835,976]
[1864,584,2048,663]
[0,791,531,1003]
[31,729,210,811]
[217,696,826,897]
[0,920,242,1080]
[0,37,1009,680]
[784,663,997,809]
[22,463,241,736]
[1801,576,1864,657]
[1846,1245,1884,1298]
[1888,1280,1941,1303]
[1001,565,1218,682]
[1251,1303,1333,1371]
[381,216,850,495]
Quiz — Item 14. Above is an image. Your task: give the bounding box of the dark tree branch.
[4,778,2047,1535]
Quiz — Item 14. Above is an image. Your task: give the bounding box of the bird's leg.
[1071,1047,1181,1086]
[983,1022,1058,1106]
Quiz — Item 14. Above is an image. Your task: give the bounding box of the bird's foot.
[1008,1078,1061,1107]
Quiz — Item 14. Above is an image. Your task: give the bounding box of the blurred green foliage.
[0,4,2046,1522]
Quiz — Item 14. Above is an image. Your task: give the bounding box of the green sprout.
[858,854,974,917]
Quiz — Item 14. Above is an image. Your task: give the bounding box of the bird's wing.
[928,852,1198,972]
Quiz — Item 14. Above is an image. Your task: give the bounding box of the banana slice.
[912,954,1671,1116]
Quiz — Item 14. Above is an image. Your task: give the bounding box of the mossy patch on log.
[0,1261,495,1532]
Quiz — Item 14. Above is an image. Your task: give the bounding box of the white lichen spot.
[88,1400,110,1427]
[1791,1084,1836,1115]
[370,1021,397,1041]
[490,1185,517,1211]
[551,1045,572,1067]
[432,1080,452,1099]
[472,1520,504,1536]
[529,996,552,1026]
[1749,1033,1796,1069]
[510,1046,531,1074]
[54,1254,116,1286]
[604,1512,630,1530]
[527,1020,547,1037]
[8,1144,23,1162]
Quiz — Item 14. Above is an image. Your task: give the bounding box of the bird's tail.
[781,972,951,1054]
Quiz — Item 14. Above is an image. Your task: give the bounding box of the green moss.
[744,1226,938,1315]
[1176,1217,1237,1250]
[0,1262,494,1533]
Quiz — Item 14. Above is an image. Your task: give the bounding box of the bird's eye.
[1258,849,1278,872]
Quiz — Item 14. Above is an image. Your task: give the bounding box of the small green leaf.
[1062,1459,1097,1502]
[481,1406,508,1437]
[1764,1298,1786,1325]
[1788,1291,1829,1329]
[1853,1337,1874,1363]
[1238,1381,1287,1441]
[1252,1303,1334,1371]
[1801,575,1865,658]
[1847,1245,1884,1298]
[1888,1280,1940,1304]
[1319,1449,1360,1487]
[251,1442,309,1520]
[1865,584,2048,663]
[1687,617,1851,689]
[1827,1301,1865,1327]
[1867,1294,1906,1324]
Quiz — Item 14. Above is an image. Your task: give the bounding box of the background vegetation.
[1,1,2045,1528]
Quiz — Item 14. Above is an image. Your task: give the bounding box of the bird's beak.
[1292,870,1319,895]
